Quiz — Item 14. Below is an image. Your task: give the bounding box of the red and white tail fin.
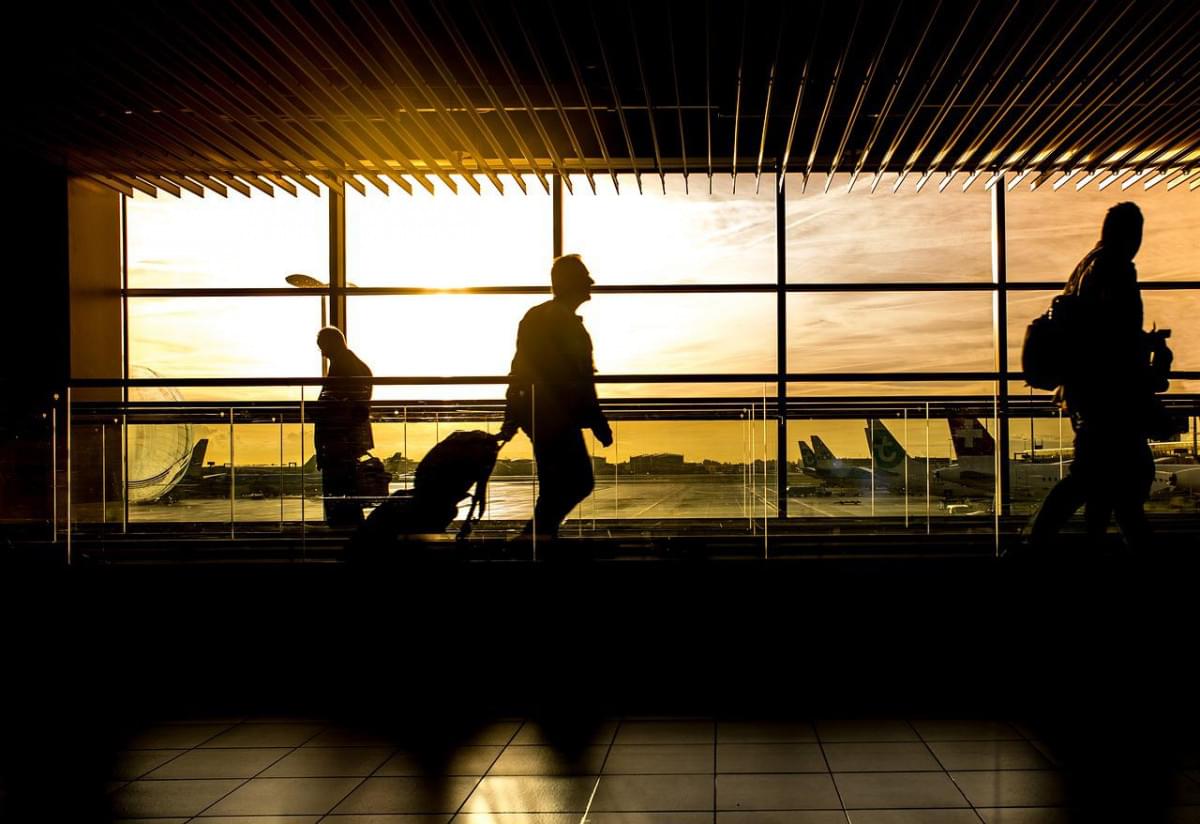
[948,417,995,459]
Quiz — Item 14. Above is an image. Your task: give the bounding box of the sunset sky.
[125,173,1197,465]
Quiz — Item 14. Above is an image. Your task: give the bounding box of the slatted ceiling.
[24,0,1199,199]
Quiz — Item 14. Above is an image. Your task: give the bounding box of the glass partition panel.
[128,297,324,385]
[126,189,328,288]
[348,293,776,379]
[787,291,994,373]
[785,173,992,283]
[345,174,551,288]
[1007,290,1200,373]
[563,173,776,285]
[1006,183,1200,281]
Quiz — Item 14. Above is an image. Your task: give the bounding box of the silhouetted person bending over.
[499,254,613,539]
[313,326,374,527]
[1029,202,1156,551]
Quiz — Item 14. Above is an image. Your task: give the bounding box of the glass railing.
[52,379,1200,560]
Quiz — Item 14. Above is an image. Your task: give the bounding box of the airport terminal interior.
[2,1,1199,821]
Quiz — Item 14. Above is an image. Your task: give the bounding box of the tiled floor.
[99,717,1200,823]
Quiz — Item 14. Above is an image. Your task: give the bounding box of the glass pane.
[1007,290,1200,372]
[1006,183,1200,281]
[128,297,325,379]
[787,292,994,374]
[126,189,328,288]
[785,172,992,283]
[347,293,776,380]
[345,174,551,287]
[563,173,776,284]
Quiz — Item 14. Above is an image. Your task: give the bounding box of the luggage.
[1021,293,1081,391]
[348,430,501,558]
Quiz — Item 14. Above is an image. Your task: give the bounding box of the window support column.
[777,175,788,520]
[991,174,1012,533]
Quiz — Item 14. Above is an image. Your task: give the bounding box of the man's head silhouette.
[550,253,594,308]
[316,326,348,358]
[1101,201,1143,261]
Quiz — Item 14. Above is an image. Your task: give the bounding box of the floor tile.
[304,727,397,747]
[456,815,577,824]
[466,720,524,745]
[1176,774,1200,804]
[259,746,392,777]
[976,809,1076,824]
[718,722,819,743]
[1167,808,1200,824]
[604,744,714,774]
[952,770,1069,808]
[459,775,596,813]
[823,743,941,772]
[587,814,716,824]
[200,724,323,749]
[376,746,503,775]
[147,747,290,778]
[195,817,321,824]
[911,720,1023,741]
[109,778,242,818]
[848,811,980,824]
[815,721,919,743]
[614,721,715,745]
[125,724,232,749]
[927,740,1052,771]
[490,745,608,775]
[112,819,190,824]
[716,774,841,811]
[200,776,362,816]
[1027,741,1065,767]
[112,749,186,779]
[715,814,847,824]
[717,743,827,773]
[319,816,449,823]
[512,721,618,747]
[591,774,713,811]
[331,776,477,814]
[835,772,970,809]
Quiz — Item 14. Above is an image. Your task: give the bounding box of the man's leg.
[1029,473,1087,549]
[1111,440,1154,551]
[530,429,594,538]
[322,453,364,527]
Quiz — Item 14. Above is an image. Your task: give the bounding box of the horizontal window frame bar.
[122,280,1200,298]
[70,370,1200,388]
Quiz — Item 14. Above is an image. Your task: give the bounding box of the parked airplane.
[155,438,324,502]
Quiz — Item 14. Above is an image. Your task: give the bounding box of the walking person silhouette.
[499,254,613,542]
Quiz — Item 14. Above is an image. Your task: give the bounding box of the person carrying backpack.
[1026,202,1163,552]
[498,254,613,541]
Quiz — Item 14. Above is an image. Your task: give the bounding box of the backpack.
[348,431,501,558]
[1021,293,1082,391]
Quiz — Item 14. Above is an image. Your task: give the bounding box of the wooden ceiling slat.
[312,0,469,194]
[1001,2,1186,174]
[627,1,665,194]
[589,0,640,193]
[935,0,1067,190]
[664,2,689,192]
[903,2,1022,193]
[184,6,374,195]
[849,0,938,191]
[729,0,747,186]
[1167,168,1200,191]
[351,0,506,195]
[216,3,398,195]
[161,174,207,198]
[264,173,298,197]
[549,0,617,193]
[270,0,437,195]
[436,1,552,194]
[102,14,338,189]
[754,4,786,193]
[828,1,901,192]
[806,0,862,192]
[393,0,528,194]
[779,0,823,187]
[873,0,981,192]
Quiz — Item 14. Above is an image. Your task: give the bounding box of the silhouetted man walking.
[1029,202,1156,551]
[500,254,612,539]
[313,326,374,527]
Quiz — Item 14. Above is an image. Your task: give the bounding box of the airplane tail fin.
[799,441,818,469]
[810,435,837,463]
[866,420,908,470]
[184,438,209,477]
[948,416,995,458]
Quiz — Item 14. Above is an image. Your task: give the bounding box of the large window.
[113,172,1199,535]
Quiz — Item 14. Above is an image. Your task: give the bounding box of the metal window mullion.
[553,174,563,259]
[776,176,788,518]
[991,176,1011,524]
[330,186,346,335]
